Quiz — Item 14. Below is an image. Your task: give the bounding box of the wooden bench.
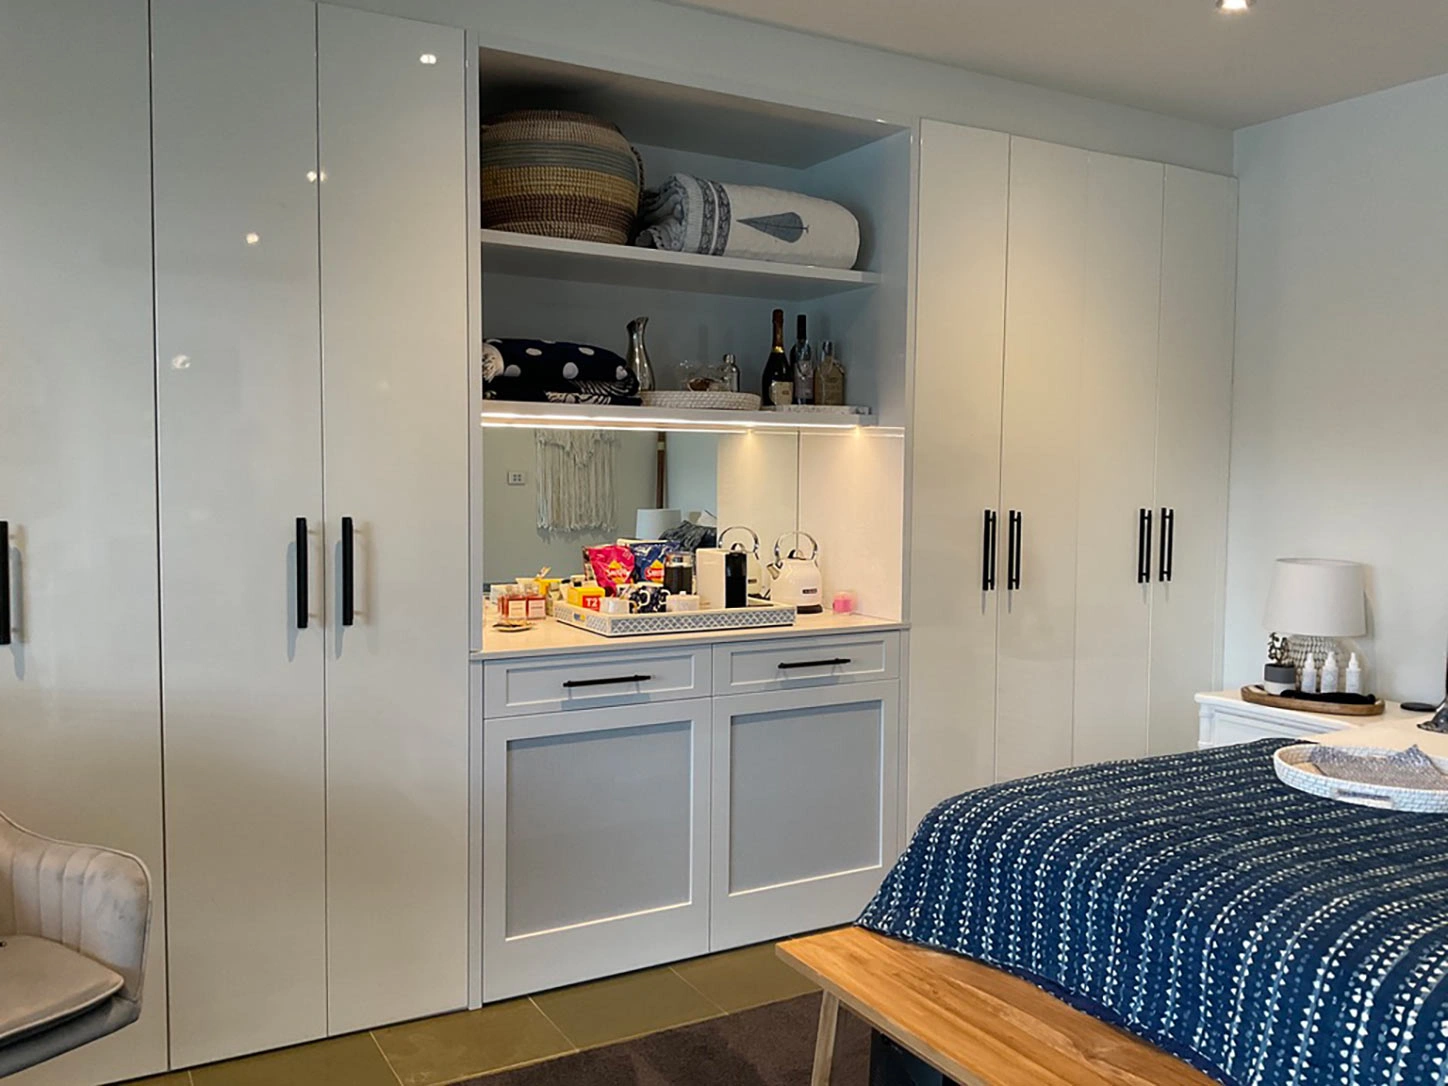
[777,927,1215,1086]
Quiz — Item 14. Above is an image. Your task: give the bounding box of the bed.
[834,739,1448,1086]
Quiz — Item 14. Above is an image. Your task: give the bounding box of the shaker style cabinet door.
[1149,167,1238,755]
[907,122,1009,825]
[709,682,899,949]
[994,137,1087,783]
[152,0,329,1065]
[482,701,712,1001]
[317,4,472,1031]
[1071,154,1164,766]
[0,3,167,1081]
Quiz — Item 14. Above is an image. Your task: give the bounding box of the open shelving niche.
[471,44,912,632]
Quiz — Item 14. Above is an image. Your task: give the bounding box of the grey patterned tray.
[555,601,797,637]
[1274,743,1448,813]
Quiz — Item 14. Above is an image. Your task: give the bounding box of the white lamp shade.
[635,508,682,539]
[1263,558,1367,637]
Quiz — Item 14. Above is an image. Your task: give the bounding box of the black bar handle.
[981,510,997,592]
[987,510,998,592]
[341,516,355,626]
[295,518,309,630]
[1007,510,1022,590]
[1137,508,1153,585]
[1160,507,1176,583]
[562,674,652,689]
[778,658,852,670]
[0,520,10,646]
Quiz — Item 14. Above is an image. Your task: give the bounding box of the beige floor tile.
[372,999,573,1086]
[532,966,724,1050]
[190,1033,396,1086]
[672,941,819,1013]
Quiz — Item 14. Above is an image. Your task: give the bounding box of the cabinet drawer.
[1209,709,1339,747]
[483,647,711,718]
[713,633,899,695]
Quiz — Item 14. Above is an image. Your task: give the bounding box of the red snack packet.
[586,545,635,595]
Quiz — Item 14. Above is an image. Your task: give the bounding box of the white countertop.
[1197,688,1433,729]
[473,609,906,660]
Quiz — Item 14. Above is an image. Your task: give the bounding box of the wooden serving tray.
[1241,684,1385,716]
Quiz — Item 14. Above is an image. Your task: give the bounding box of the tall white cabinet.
[154,1,470,1065]
[0,3,168,1082]
[908,121,1237,826]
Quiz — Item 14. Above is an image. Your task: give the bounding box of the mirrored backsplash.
[482,428,800,587]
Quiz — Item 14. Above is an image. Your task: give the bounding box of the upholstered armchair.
[0,811,152,1077]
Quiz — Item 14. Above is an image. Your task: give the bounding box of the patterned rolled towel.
[483,338,640,405]
[635,174,860,270]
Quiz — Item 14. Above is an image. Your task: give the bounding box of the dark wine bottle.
[761,308,793,406]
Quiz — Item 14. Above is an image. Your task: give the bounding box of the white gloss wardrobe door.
[1071,154,1164,766]
[318,5,471,1032]
[0,2,166,1081]
[1150,168,1238,754]
[995,137,1088,783]
[907,121,1009,825]
[153,0,327,1064]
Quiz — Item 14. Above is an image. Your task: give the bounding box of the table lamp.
[1263,558,1367,692]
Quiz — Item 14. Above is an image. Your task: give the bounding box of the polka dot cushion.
[482,338,639,405]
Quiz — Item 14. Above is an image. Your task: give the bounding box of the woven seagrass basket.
[480,110,643,245]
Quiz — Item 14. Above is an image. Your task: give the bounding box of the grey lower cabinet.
[709,680,900,950]
[481,698,711,1001]
[480,632,901,1001]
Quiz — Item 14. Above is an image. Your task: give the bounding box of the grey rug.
[466,993,871,1086]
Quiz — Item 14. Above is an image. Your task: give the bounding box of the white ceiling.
[664,0,1448,129]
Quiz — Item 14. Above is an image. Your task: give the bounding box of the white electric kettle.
[719,525,768,600]
[768,531,822,613]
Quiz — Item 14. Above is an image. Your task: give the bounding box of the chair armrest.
[0,812,152,1004]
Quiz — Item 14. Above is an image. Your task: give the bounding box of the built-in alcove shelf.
[479,398,882,432]
[479,229,882,300]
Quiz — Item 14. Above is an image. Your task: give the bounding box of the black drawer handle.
[1,520,10,646]
[562,674,652,689]
[778,658,852,670]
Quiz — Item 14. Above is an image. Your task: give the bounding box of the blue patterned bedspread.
[858,740,1448,1086]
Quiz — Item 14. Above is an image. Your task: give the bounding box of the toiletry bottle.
[1321,651,1339,694]
[1300,653,1319,694]
[815,340,845,406]
[1346,652,1363,694]
[721,353,740,393]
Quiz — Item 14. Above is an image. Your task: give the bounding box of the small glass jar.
[663,552,694,595]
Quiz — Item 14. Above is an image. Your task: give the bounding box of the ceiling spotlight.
[1216,0,1253,11]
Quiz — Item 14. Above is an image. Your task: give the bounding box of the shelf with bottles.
[478,399,880,433]
[476,48,913,429]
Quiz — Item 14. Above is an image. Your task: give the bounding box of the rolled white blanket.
[635,174,860,270]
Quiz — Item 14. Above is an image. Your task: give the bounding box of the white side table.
[1196,689,1432,749]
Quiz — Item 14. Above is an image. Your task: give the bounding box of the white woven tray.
[555,601,796,637]
[1274,743,1448,813]
[640,390,761,411]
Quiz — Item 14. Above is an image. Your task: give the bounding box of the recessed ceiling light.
[1216,0,1253,11]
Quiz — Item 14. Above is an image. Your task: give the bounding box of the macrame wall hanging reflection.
[535,429,618,533]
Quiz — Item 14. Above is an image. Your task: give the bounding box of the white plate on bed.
[1274,743,1448,813]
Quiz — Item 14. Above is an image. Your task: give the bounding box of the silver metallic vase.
[626,316,656,393]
